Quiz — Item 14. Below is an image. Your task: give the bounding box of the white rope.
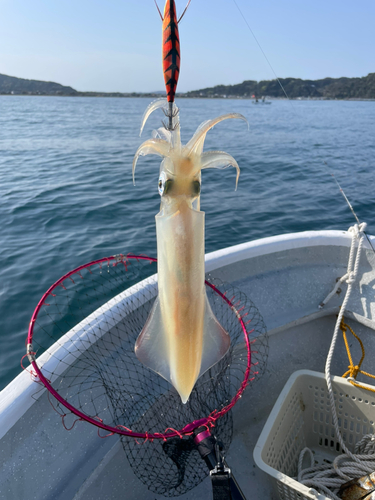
[296,223,375,499]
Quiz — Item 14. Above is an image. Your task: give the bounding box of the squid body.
[133,99,246,403]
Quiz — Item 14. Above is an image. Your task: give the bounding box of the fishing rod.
[231,0,375,255]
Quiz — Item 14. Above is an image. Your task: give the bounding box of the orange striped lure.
[155,0,191,129]
[133,1,247,404]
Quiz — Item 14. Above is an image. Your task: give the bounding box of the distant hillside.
[1,72,375,99]
[186,73,375,99]
[0,73,78,95]
[0,73,163,98]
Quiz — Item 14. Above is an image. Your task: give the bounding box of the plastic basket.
[253,370,375,500]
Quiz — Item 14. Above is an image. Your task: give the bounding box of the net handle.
[27,254,251,440]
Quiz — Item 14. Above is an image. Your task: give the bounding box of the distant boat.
[252,96,272,105]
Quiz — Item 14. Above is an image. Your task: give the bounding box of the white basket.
[253,370,375,500]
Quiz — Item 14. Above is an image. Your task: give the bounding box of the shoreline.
[0,93,374,102]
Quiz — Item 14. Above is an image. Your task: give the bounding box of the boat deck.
[70,315,375,500]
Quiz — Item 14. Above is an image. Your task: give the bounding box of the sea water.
[0,96,374,390]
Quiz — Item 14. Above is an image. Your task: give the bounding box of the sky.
[0,0,374,93]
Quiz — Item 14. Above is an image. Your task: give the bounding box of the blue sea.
[0,96,374,390]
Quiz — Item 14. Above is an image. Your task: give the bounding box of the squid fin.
[199,295,230,378]
[134,297,170,383]
[134,295,230,403]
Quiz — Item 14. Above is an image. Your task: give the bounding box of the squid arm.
[132,138,170,185]
[139,98,180,144]
[139,98,169,136]
[201,151,241,189]
[184,113,248,156]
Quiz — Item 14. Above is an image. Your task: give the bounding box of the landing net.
[24,254,268,496]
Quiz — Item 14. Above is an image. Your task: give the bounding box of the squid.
[133,0,247,403]
[133,101,246,403]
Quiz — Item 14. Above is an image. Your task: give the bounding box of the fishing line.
[325,161,375,254]
[231,0,290,101]
[231,0,375,254]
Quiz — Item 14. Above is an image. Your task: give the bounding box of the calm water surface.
[0,96,374,389]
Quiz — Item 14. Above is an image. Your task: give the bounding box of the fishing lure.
[134,0,246,404]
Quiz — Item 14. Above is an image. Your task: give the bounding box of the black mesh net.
[27,254,268,497]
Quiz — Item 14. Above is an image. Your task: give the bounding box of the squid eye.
[164,179,173,195]
[191,180,201,196]
[158,172,173,196]
[158,171,167,196]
